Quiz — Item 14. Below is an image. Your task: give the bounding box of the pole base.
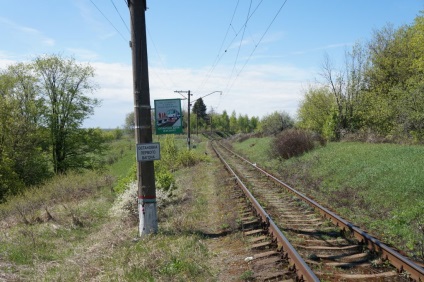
[139,201,158,236]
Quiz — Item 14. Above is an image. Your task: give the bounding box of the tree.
[0,64,50,189]
[297,86,335,137]
[361,16,424,140]
[192,98,207,120]
[259,111,294,136]
[320,42,369,139]
[237,114,250,133]
[219,110,230,132]
[249,116,259,132]
[124,112,135,137]
[229,111,238,133]
[34,54,100,174]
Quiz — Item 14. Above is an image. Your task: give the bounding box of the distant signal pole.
[174,90,192,150]
[129,0,158,235]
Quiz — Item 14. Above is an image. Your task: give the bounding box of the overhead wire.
[111,0,130,33]
[226,0,289,94]
[225,0,252,91]
[89,0,128,42]
[147,28,178,89]
[118,0,176,91]
[196,0,240,91]
[196,0,264,93]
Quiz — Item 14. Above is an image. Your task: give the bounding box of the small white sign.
[136,143,161,162]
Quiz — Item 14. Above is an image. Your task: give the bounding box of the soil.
[192,143,254,281]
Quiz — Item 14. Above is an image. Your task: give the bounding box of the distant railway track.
[211,140,424,281]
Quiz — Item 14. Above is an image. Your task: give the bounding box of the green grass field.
[232,138,424,261]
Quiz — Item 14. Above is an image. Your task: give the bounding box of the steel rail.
[217,141,424,282]
[212,142,320,282]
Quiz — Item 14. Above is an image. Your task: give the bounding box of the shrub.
[155,170,176,193]
[271,129,317,159]
[176,150,198,167]
[113,164,137,194]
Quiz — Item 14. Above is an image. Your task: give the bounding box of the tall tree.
[364,17,424,139]
[237,114,250,133]
[192,98,207,120]
[229,111,238,133]
[320,42,369,139]
[249,116,259,132]
[219,110,230,132]
[34,55,100,174]
[297,86,336,137]
[0,64,50,189]
[124,112,135,137]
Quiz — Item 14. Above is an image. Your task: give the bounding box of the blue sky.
[0,1,423,128]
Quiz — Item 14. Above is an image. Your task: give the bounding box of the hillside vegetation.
[231,136,424,262]
[0,135,253,281]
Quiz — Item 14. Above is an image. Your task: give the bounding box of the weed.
[239,270,254,281]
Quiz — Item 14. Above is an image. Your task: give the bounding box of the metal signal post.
[129,0,158,236]
[174,90,192,150]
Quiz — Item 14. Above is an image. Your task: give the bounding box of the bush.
[113,164,137,194]
[260,111,294,136]
[155,170,176,193]
[176,150,198,167]
[271,129,318,159]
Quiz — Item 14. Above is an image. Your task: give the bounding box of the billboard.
[154,99,183,135]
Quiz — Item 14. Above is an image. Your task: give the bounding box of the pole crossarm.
[194,90,222,101]
[174,90,221,150]
[174,90,189,100]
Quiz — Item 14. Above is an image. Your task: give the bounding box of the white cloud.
[0,17,55,47]
[68,48,100,61]
[1,54,315,128]
[0,51,16,68]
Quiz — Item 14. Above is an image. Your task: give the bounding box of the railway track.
[211,140,424,281]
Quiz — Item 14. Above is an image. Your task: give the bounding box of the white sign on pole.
[136,143,161,162]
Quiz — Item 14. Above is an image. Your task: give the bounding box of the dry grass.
[0,141,253,281]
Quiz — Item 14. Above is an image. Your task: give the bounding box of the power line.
[111,0,130,33]
[89,0,128,42]
[147,28,177,89]
[196,0,240,92]
[226,0,252,91]
[196,0,264,93]
[227,0,289,94]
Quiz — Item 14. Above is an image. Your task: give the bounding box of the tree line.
[297,12,424,143]
[0,55,103,202]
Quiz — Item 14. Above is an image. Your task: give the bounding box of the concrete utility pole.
[129,0,158,236]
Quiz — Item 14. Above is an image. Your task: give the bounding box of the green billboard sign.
[154,99,183,135]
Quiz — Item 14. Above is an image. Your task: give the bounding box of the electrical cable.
[147,28,177,89]
[89,0,128,42]
[196,0,240,92]
[227,0,289,94]
[196,0,264,93]
[225,0,252,91]
[111,0,130,33]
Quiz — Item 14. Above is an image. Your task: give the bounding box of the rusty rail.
[217,141,424,282]
[212,142,320,282]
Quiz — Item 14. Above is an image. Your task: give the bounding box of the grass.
[232,138,424,261]
[107,137,135,178]
[0,134,250,281]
